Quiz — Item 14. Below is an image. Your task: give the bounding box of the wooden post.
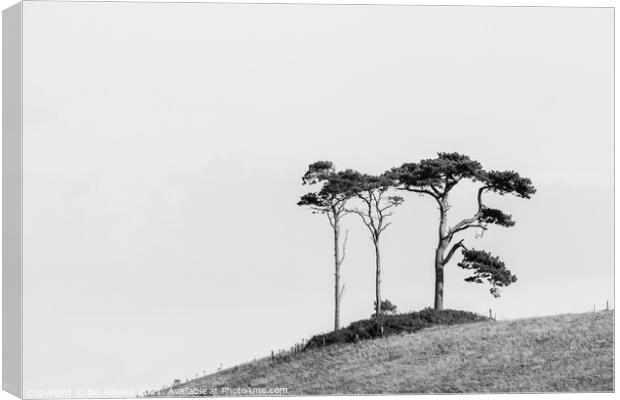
[489,308,492,319]
[380,326,384,337]
[606,300,609,311]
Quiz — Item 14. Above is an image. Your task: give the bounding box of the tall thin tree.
[298,161,353,330]
[393,153,536,310]
[338,170,403,317]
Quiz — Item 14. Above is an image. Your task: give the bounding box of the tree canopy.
[392,152,536,239]
[334,170,403,240]
[297,161,354,221]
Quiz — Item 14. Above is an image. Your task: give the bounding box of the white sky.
[20,1,613,396]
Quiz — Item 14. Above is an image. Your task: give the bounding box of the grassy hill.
[157,311,613,395]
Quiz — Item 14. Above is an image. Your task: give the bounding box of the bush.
[373,299,398,316]
[305,308,487,350]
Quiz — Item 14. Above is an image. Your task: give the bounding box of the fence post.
[606,300,609,311]
[489,308,492,319]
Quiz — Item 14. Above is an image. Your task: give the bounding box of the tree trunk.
[374,240,382,317]
[434,241,447,310]
[434,198,449,311]
[333,216,341,331]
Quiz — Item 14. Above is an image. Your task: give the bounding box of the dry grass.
[161,311,613,395]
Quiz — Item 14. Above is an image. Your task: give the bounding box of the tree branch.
[402,187,439,198]
[326,211,335,228]
[450,223,488,236]
[378,221,392,234]
[400,187,443,208]
[442,239,465,266]
[379,203,395,213]
[335,201,347,216]
[339,229,349,265]
[348,208,378,240]
[446,186,489,238]
[363,191,378,235]
[338,284,346,303]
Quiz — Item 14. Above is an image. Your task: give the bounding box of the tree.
[297,161,353,330]
[338,170,404,317]
[393,152,536,310]
[373,299,398,316]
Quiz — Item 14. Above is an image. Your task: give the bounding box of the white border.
[0,1,615,400]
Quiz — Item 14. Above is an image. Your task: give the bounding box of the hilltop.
[155,311,613,395]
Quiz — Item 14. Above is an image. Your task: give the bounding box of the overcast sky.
[21,2,613,396]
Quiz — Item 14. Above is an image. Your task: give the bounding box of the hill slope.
[159,311,613,395]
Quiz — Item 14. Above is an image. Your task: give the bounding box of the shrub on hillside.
[305,308,487,350]
[373,299,398,316]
